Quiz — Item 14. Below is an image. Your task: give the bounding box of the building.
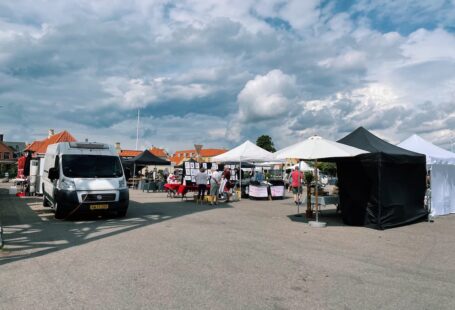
[25,129,77,156]
[0,134,15,163]
[170,148,227,165]
[4,140,26,159]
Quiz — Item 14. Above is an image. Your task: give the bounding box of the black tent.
[336,127,427,229]
[122,149,171,172]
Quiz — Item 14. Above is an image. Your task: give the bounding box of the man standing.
[290,166,303,205]
[210,168,221,205]
[195,167,208,204]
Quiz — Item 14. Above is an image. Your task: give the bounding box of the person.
[195,167,208,204]
[290,166,303,205]
[210,168,221,205]
[163,168,170,181]
[223,168,231,181]
[288,170,293,193]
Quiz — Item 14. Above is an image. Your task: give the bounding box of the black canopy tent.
[122,150,171,183]
[123,149,171,167]
[336,127,427,229]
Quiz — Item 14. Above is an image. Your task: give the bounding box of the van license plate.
[90,204,109,210]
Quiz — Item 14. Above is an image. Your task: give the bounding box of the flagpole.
[135,109,140,150]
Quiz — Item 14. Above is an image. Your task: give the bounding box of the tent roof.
[275,135,368,160]
[211,140,275,162]
[127,149,171,165]
[398,134,455,165]
[338,127,421,156]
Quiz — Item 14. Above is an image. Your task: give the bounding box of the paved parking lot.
[1,185,455,309]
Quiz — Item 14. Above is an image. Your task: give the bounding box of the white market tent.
[275,135,368,225]
[211,140,275,162]
[211,140,276,191]
[398,134,455,216]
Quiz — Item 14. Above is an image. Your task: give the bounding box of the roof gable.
[25,130,77,154]
[0,141,15,153]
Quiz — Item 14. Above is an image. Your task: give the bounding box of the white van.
[42,142,129,219]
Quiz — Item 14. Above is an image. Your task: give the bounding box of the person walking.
[210,168,221,205]
[195,167,208,204]
[290,166,303,205]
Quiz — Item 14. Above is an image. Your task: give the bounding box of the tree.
[316,162,337,176]
[256,135,276,152]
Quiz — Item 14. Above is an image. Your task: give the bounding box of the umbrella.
[275,135,368,226]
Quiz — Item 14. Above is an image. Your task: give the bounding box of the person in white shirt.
[209,168,222,205]
[195,167,209,203]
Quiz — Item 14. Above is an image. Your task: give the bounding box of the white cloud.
[102,76,213,109]
[237,69,298,122]
[1,0,454,151]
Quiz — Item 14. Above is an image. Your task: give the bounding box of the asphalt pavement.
[1,184,454,310]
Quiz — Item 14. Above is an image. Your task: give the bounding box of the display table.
[270,185,285,198]
[164,184,211,200]
[248,182,285,200]
[248,184,269,198]
[164,183,181,198]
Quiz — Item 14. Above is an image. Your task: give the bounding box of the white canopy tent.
[211,140,275,163]
[211,140,276,195]
[398,134,455,216]
[275,135,369,226]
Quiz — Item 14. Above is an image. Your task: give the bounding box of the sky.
[0,0,454,152]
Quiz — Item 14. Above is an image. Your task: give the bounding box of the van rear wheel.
[43,196,50,207]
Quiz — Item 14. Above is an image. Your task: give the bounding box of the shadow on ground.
[0,188,232,266]
[287,208,345,227]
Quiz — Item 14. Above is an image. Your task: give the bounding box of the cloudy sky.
[0,0,454,152]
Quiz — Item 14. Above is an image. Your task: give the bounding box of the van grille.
[82,193,116,202]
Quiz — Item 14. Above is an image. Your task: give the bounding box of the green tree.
[256,135,276,152]
[316,162,337,176]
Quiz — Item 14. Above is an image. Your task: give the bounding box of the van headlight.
[119,178,127,189]
[60,179,76,191]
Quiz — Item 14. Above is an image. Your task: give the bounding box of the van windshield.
[62,155,123,178]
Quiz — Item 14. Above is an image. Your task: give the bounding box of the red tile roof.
[119,150,142,158]
[170,148,226,164]
[150,147,168,158]
[25,131,77,154]
[0,141,15,154]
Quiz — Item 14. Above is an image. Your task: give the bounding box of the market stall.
[211,140,276,199]
[123,149,171,189]
[275,135,368,227]
[337,127,428,229]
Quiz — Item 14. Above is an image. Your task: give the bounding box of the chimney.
[0,134,3,142]
[115,142,121,153]
[48,129,55,138]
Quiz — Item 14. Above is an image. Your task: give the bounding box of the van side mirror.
[48,168,59,181]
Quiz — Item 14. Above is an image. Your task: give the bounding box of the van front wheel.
[117,208,128,218]
[54,203,67,220]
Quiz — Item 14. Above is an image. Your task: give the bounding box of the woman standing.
[195,167,208,204]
